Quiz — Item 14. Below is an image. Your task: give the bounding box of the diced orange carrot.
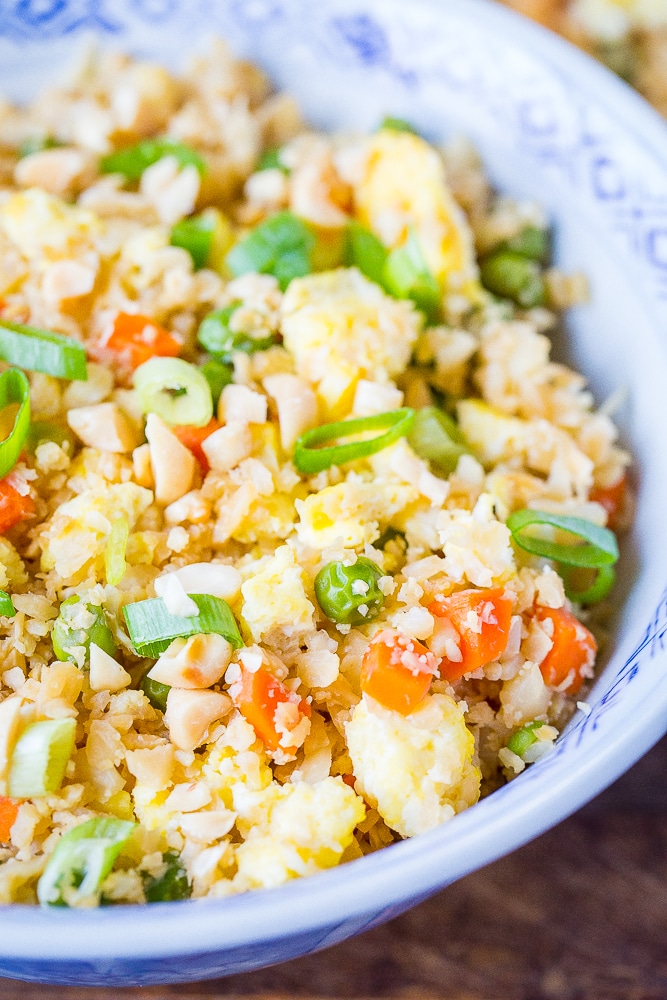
[428,587,513,682]
[0,797,19,843]
[233,666,310,753]
[535,605,597,695]
[172,417,220,473]
[104,312,182,370]
[590,472,628,531]
[0,478,35,534]
[360,629,439,715]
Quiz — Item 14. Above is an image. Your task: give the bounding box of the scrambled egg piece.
[280,268,421,416]
[40,482,153,584]
[353,129,478,297]
[346,693,480,838]
[241,544,315,641]
[0,188,101,261]
[437,492,514,588]
[0,538,28,592]
[233,777,365,890]
[295,479,418,550]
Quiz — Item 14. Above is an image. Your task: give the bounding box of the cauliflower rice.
[0,42,631,906]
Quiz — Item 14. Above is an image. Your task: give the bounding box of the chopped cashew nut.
[148,633,233,689]
[89,643,132,693]
[164,688,232,751]
[145,412,196,505]
[200,421,253,472]
[156,563,242,602]
[219,384,267,425]
[67,402,141,453]
[263,373,318,450]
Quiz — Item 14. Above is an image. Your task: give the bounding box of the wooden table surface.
[1,735,665,1000]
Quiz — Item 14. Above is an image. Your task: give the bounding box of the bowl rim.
[1,0,667,963]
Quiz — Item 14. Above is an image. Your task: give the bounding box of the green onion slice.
[226,210,315,291]
[141,672,170,713]
[105,516,129,587]
[197,305,276,362]
[26,421,75,454]
[379,116,419,135]
[345,222,388,286]
[507,721,544,758]
[123,593,243,659]
[499,226,550,264]
[200,359,233,408]
[294,408,415,474]
[143,850,191,902]
[383,230,441,322]
[100,139,205,181]
[257,147,290,174]
[561,564,616,606]
[0,368,31,480]
[170,213,216,270]
[8,718,76,798]
[0,591,15,617]
[506,509,619,568]
[37,816,136,907]
[408,406,471,476]
[134,357,213,427]
[480,251,545,309]
[0,322,88,381]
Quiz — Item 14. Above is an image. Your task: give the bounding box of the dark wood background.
[1,735,665,1000]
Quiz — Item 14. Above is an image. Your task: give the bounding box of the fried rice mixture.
[0,43,631,906]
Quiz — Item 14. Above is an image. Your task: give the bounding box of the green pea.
[143,851,191,903]
[197,305,276,362]
[480,251,546,309]
[498,226,550,264]
[507,721,545,758]
[315,557,385,626]
[140,672,170,713]
[52,596,116,667]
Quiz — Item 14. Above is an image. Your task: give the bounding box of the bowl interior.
[0,0,666,978]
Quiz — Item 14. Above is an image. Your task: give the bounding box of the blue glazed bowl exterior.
[0,0,666,985]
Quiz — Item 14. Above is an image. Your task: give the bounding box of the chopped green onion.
[0,367,31,480]
[226,210,315,291]
[134,357,213,427]
[8,718,76,798]
[379,116,419,135]
[197,305,276,361]
[294,408,415,474]
[140,672,170,713]
[100,139,205,181]
[200,359,233,408]
[0,591,15,617]
[383,231,441,322]
[123,593,243,659]
[345,222,388,286]
[499,226,550,264]
[561,564,616,606]
[143,850,191,902]
[257,147,290,174]
[52,596,116,666]
[507,721,544,758]
[0,321,88,381]
[506,509,619,568]
[37,816,136,907]
[408,406,471,476]
[105,516,129,587]
[18,134,63,158]
[26,420,76,454]
[170,214,217,270]
[480,251,546,309]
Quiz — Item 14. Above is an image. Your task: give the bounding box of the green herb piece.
[506,509,619,568]
[294,408,415,474]
[408,406,471,476]
[123,594,243,659]
[37,816,136,907]
[52,596,116,667]
[0,368,31,480]
[134,357,213,427]
[8,718,76,798]
[480,251,546,308]
[100,139,205,181]
[315,557,385,626]
[383,231,441,322]
[143,850,191,902]
[197,305,276,361]
[0,321,87,381]
[226,210,315,291]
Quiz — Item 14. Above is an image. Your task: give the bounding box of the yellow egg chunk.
[346,693,481,838]
[353,130,479,297]
[0,188,102,261]
[280,268,422,416]
[241,544,316,641]
[295,480,418,550]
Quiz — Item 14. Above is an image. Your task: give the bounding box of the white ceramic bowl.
[0,0,666,986]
